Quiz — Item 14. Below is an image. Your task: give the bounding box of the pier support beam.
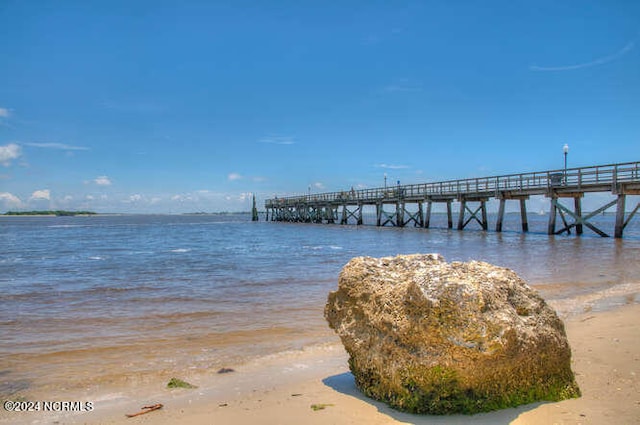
[377,203,399,227]
[340,204,362,225]
[520,198,529,232]
[324,206,337,224]
[614,188,640,238]
[574,197,583,235]
[458,198,488,231]
[496,195,529,232]
[396,202,404,227]
[422,198,455,229]
[548,197,557,235]
[401,202,423,227]
[615,194,626,238]
[496,199,506,232]
[549,193,615,237]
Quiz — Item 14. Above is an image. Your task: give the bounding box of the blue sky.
[1,1,639,213]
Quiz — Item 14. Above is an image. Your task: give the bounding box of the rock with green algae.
[325,254,580,415]
[166,377,197,389]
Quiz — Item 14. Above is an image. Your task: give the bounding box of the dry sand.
[4,303,639,425]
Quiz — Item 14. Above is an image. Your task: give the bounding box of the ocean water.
[1,213,640,401]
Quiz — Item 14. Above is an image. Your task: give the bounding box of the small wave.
[548,282,640,316]
[170,248,191,253]
[303,245,344,251]
[89,256,105,260]
[127,251,154,256]
[302,245,324,250]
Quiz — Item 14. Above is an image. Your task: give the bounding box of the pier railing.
[266,161,640,207]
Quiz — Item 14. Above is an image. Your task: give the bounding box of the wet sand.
[3,301,639,425]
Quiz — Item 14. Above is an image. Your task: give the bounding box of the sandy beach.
[4,301,638,425]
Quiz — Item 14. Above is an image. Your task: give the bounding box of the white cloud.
[380,78,422,94]
[0,192,22,208]
[228,173,243,181]
[94,176,112,186]
[26,142,89,151]
[376,163,410,169]
[313,182,326,190]
[30,189,51,201]
[258,136,296,145]
[0,143,21,166]
[128,194,142,202]
[0,108,10,118]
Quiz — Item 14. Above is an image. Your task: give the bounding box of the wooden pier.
[264,161,640,238]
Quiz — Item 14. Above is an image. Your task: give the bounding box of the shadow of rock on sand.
[322,372,545,425]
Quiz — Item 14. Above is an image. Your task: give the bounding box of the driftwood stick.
[125,403,163,418]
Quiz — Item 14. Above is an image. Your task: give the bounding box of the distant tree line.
[3,210,97,216]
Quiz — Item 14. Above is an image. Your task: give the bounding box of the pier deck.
[264,161,640,238]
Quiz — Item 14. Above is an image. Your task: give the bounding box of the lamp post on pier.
[384,173,387,189]
[563,144,569,184]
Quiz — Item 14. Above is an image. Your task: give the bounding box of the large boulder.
[325,254,580,414]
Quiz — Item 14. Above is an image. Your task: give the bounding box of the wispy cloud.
[26,142,89,151]
[228,172,243,181]
[101,100,165,114]
[0,143,22,166]
[312,182,325,190]
[258,136,296,145]
[94,176,112,186]
[530,39,636,72]
[0,108,10,118]
[375,163,410,169]
[380,78,422,94]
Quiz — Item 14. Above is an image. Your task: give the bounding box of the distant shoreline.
[2,210,97,216]
[0,211,251,217]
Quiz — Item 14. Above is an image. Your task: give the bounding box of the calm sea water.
[1,213,640,400]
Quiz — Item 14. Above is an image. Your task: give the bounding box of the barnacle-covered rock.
[325,254,580,414]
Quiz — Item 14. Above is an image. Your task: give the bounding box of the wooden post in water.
[252,195,259,221]
[446,201,453,229]
[481,200,488,231]
[615,194,626,238]
[357,203,364,225]
[574,197,583,235]
[548,197,557,235]
[376,203,382,226]
[496,198,506,232]
[396,202,404,227]
[417,202,424,227]
[457,199,466,230]
[519,198,529,232]
[425,201,432,228]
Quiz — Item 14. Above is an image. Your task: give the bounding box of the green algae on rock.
[167,377,197,389]
[325,254,580,415]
